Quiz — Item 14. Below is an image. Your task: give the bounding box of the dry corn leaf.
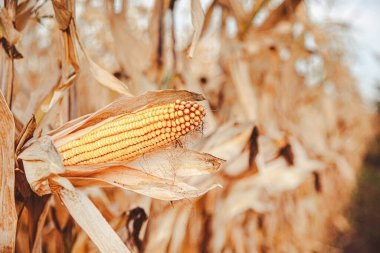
[62,147,223,179]
[40,74,77,116]
[57,179,131,253]
[187,0,205,58]
[74,23,133,97]
[15,116,36,155]
[127,147,224,179]
[0,91,17,252]
[68,166,221,201]
[87,57,133,97]
[51,0,72,31]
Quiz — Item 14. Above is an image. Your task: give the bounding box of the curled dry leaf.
[73,22,134,97]
[87,57,133,97]
[58,181,131,253]
[0,91,17,252]
[67,166,221,201]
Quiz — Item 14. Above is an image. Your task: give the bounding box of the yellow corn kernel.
[57,100,205,166]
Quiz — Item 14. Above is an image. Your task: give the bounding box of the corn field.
[0,0,376,252]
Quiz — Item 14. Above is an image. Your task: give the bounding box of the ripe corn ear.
[57,100,205,166]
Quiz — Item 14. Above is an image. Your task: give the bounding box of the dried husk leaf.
[67,166,221,201]
[57,179,131,253]
[18,136,65,195]
[59,148,223,201]
[63,147,223,179]
[15,116,36,155]
[0,91,17,252]
[127,147,224,179]
[41,75,77,114]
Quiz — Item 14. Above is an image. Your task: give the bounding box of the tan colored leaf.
[15,115,36,155]
[51,0,72,31]
[58,180,131,253]
[0,91,17,252]
[87,57,133,97]
[68,166,220,201]
[187,0,205,58]
[34,61,77,127]
[127,148,224,179]
[62,147,223,179]
[72,24,133,97]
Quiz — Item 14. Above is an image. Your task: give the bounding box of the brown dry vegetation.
[0,0,376,252]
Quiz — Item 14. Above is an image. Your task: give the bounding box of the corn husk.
[18,89,223,252]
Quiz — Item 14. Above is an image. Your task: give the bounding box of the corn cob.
[57,100,205,166]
